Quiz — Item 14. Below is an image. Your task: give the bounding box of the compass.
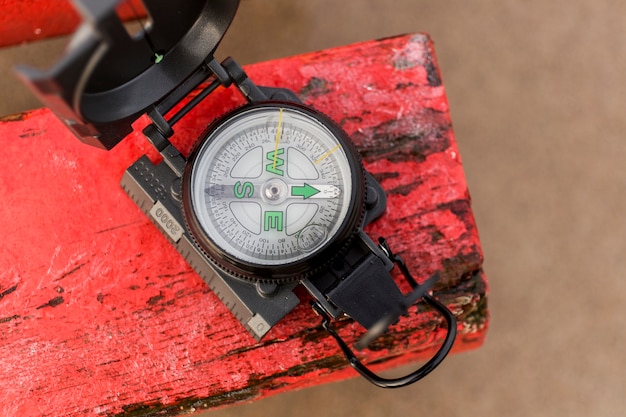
[16,0,456,388]
[184,102,364,280]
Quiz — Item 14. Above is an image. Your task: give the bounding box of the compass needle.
[291,183,320,199]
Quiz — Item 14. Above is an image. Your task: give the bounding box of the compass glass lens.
[189,105,354,266]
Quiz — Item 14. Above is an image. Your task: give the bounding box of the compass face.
[184,103,363,277]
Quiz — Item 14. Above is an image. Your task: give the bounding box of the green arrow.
[291,183,320,199]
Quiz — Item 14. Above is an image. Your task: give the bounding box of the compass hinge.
[220,57,302,103]
[221,57,270,102]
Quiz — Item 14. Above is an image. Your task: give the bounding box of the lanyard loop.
[312,238,457,388]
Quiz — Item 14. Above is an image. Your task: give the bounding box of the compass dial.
[183,102,364,281]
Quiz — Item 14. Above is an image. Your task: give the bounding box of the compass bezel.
[182,101,366,283]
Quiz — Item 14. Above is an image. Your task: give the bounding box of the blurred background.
[2,0,624,416]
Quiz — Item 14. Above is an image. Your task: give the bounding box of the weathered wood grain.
[0,34,488,416]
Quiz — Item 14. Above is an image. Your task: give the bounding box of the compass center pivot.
[262,179,288,204]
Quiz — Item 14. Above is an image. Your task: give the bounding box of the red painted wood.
[0,34,489,416]
[0,0,146,47]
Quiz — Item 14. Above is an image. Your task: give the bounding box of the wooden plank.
[0,0,145,47]
[0,34,489,416]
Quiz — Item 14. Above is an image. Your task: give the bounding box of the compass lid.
[16,0,240,150]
